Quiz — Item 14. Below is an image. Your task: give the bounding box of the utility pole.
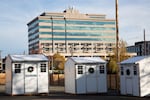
[0,50,2,71]
[64,17,67,53]
[116,0,119,63]
[51,16,54,53]
[0,50,1,60]
[115,0,119,92]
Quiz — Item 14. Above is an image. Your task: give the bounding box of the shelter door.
[76,65,86,94]
[12,63,24,94]
[25,63,37,93]
[125,67,133,95]
[38,63,49,93]
[126,78,132,95]
[86,65,97,93]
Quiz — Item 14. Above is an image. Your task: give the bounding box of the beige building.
[27,8,116,59]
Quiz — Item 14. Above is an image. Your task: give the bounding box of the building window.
[99,65,105,74]
[121,66,124,75]
[133,66,137,75]
[14,64,21,73]
[41,64,47,72]
[78,65,83,74]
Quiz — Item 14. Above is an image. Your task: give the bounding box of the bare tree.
[107,40,129,74]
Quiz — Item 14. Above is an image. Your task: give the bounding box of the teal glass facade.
[37,19,116,42]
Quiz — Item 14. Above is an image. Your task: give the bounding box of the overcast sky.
[0,0,150,57]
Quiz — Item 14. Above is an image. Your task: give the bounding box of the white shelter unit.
[5,54,49,95]
[120,56,150,97]
[65,57,107,94]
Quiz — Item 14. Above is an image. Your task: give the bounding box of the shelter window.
[78,65,83,74]
[126,69,130,76]
[99,65,105,74]
[88,67,95,74]
[121,67,124,75]
[133,66,137,75]
[14,64,21,73]
[28,66,34,73]
[41,64,47,72]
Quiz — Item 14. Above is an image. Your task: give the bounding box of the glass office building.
[27,8,116,58]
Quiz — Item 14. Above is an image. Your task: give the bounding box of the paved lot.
[0,94,150,100]
[0,85,149,100]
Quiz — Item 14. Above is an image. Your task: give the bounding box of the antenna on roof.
[144,29,146,55]
[144,29,146,41]
[0,50,1,60]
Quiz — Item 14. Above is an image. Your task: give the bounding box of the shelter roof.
[9,54,48,62]
[120,56,148,64]
[70,57,106,64]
